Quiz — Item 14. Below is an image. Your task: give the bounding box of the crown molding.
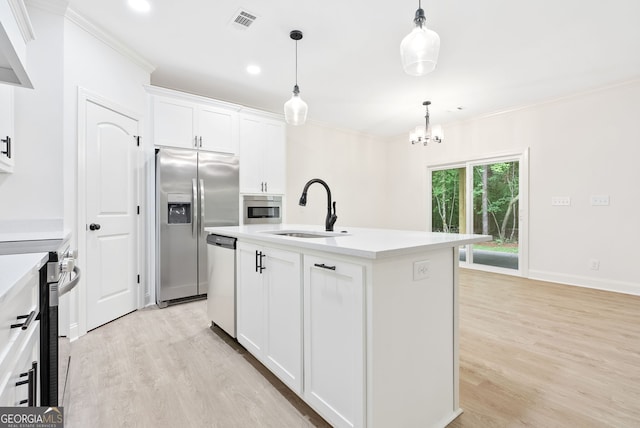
[9,0,36,42]
[25,0,68,15]
[65,7,156,74]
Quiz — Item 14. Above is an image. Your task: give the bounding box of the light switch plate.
[590,195,610,206]
[413,260,430,281]
[551,196,571,206]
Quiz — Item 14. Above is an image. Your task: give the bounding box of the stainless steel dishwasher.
[206,234,237,337]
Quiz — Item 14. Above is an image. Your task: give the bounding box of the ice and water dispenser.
[167,194,191,224]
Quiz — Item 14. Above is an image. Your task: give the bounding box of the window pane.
[471,162,519,270]
[431,167,465,233]
[432,167,467,263]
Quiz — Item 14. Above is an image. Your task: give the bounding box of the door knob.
[89,223,101,231]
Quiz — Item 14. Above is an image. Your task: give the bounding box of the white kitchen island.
[205,224,490,428]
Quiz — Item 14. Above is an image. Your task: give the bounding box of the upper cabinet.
[0,84,13,173]
[239,111,286,194]
[150,87,240,154]
[0,0,35,88]
[147,86,287,195]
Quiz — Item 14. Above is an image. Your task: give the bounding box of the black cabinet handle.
[255,250,267,274]
[1,136,10,159]
[89,223,101,231]
[11,310,36,330]
[255,250,260,273]
[314,263,336,271]
[30,361,37,406]
[16,364,36,406]
[259,253,266,274]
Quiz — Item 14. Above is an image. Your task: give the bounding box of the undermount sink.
[261,230,349,238]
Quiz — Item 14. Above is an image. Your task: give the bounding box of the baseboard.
[69,322,79,342]
[528,270,640,296]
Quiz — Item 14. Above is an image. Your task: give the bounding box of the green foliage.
[473,162,519,241]
[431,168,460,233]
[432,162,520,244]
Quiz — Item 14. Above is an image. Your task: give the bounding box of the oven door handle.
[58,266,81,297]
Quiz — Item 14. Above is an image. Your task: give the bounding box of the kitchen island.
[205,224,490,428]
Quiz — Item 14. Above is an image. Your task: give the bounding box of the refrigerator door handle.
[192,178,198,238]
[200,179,205,235]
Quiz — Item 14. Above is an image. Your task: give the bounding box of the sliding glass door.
[470,161,519,270]
[431,154,526,274]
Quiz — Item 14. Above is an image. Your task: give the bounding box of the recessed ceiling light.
[246,65,261,75]
[128,0,151,13]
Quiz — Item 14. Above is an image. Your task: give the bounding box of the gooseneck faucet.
[298,178,338,231]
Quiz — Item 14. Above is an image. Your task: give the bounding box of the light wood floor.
[63,271,640,427]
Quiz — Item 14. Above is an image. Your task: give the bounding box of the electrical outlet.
[551,196,571,206]
[413,260,430,281]
[589,259,600,271]
[590,195,610,206]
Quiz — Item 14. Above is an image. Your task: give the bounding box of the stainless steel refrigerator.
[156,148,239,307]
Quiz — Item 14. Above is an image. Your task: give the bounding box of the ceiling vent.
[230,9,258,30]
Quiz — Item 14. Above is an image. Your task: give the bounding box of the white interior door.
[85,101,138,331]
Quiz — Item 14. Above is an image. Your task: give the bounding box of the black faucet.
[299,178,338,231]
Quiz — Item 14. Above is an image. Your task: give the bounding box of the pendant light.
[400,0,440,76]
[284,30,308,126]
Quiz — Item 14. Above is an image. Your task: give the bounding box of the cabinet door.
[263,247,302,393]
[0,317,39,407]
[153,97,197,149]
[236,242,264,355]
[0,84,14,173]
[239,115,265,193]
[262,119,286,194]
[303,255,365,428]
[198,104,238,154]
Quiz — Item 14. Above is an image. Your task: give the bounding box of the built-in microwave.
[243,195,282,224]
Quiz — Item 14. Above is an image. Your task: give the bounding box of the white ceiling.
[66,0,640,138]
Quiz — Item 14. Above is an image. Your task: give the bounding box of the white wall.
[285,122,388,230]
[0,6,65,221]
[62,12,150,234]
[382,80,640,295]
[3,3,151,338]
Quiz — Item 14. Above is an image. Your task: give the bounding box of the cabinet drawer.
[0,268,38,363]
[0,322,39,407]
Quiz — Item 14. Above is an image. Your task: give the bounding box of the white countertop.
[0,219,71,255]
[0,252,48,304]
[205,224,492,259]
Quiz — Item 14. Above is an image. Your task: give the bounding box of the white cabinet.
[236,241,302,393]
[239,112,286,194]
[230,233,463,428]
[0,84,14,173]
[152,93,239,154]
[0,255,40,407]
[0,0,34,88]
[303,254,365,428]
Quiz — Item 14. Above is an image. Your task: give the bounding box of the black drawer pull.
[16,367,35,406]
[314,263,336,271]
[11,310,36,330]
[1,136,10,159]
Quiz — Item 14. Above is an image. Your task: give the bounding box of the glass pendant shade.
[400,14,440,76]
[431,124,443,142]
[284,85,308,126]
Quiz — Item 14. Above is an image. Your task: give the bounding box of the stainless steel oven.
[243,195,282,224]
